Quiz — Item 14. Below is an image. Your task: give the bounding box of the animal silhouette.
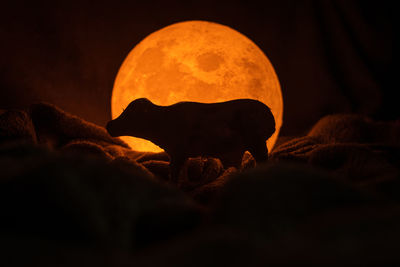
[106,98,275,182]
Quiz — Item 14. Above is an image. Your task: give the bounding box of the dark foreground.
[1,103,399,265]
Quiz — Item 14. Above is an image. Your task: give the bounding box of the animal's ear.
[136,98,153,112]
[134,98,152,104]
[127,98,152,110]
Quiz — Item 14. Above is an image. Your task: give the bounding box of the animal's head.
[106,98,155,138]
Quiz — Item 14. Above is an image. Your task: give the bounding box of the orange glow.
[111,20,283,152]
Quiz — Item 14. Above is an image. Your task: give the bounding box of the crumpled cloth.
[1,104,399,203]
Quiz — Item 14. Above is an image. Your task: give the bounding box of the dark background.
[0,0,395,136]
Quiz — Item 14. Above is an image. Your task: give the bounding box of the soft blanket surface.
[1,103,399,265]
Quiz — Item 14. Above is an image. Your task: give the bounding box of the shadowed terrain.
[1,103,399,265]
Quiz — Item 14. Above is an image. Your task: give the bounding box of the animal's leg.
[248,140,268,164]
[169,156,185,184]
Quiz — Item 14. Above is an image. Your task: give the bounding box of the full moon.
[111,20,283,153]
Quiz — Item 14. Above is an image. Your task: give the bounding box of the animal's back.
[161,99,274,156]
[168,99,274,135]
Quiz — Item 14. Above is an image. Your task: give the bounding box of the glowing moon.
[111,20,283,153]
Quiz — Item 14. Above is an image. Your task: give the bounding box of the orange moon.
[111,20,283,153]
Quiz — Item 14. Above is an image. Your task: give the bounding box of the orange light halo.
[111,20,283,153]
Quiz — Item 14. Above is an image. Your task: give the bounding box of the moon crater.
[196,52,225,72]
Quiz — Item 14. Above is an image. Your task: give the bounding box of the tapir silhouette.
[106,98,275,182]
